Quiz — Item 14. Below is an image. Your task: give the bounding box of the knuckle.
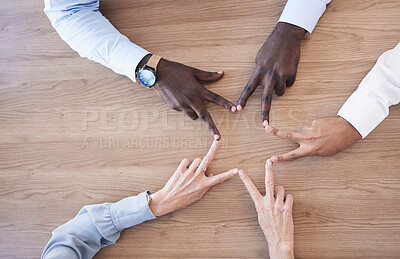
[274,203,283,211]
[262,94,271,103]
[261,111,270,118]
[256,201,266,211]
[277,71,286,79]
[199,111,207,121]
[198,182,207,190]
[284,132,292,139]
[172,105,181,111]
[245,84,253,93]
[265,69,273,78]
[215,176,224,184]
[212,94,221,103]
[283,206,291,213]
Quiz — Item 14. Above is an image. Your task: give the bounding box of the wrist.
[149,189,169,217]
[337,116,362,141]
[269,244,294,259]
[136,53,152,74]
[276,22,305,42]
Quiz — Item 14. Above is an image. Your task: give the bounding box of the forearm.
[44,0,149,82]
[42,192,156,259]
[338,42,400,138]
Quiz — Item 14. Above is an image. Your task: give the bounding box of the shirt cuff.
[337,90,388,139]
[278,0,327,33]
[108,38,150,83]
[110,191,156,230]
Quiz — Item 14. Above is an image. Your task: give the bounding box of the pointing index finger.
[238,170,262,204]
[261,74,275,125]
[237,70,261,110]
[203,88,236,112]
[192,105,220,139]
[196,139,220,174]
[265,125,307,142]
[265,159,275,203]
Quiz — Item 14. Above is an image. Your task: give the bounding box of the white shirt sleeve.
[278,0,331,33]
[44,0,150,82]
[338,42,400,138]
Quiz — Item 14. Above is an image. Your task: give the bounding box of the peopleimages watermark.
[79,109,277,132]
[62,107,318,149]
[81,136,229,149]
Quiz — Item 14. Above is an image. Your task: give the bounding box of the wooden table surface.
[1,0,400,258]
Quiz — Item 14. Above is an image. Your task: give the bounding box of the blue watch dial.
[138,68,156,87]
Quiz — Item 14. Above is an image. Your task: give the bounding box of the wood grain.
[1,0,400,258]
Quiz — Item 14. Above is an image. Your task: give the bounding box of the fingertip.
[212,138,220,147]
[262,120,269,127]
[265,125,273,133]
[237,105,243,111]
[217,70,224,75]
[231,106,237,112]
[271,156,279,163]
[267,159,273,166]
[214,134,221,141]
[232,168,239,175]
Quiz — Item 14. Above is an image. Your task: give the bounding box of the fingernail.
[238,170,243,175]
[231,106,236,112]
[217,71,223,75]
[237,105,243,111]
[267,159,272,166]
[233,168,239,174]
[214,134,220,140]
[262,120,269,127]
[271,156,278,162]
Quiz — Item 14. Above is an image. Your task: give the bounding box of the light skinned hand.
[149,139,238,216]
[239,160,294,259]
[265,117,362,162]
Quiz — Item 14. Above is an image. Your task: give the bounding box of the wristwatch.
[136,54,162,88]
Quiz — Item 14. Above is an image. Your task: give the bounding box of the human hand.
[237,22,305,125]
[140,55,236,139]
[265,117,362,162]
[239,160,294,259]
[149,139,238,216]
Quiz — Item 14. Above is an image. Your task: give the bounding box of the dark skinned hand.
[139,55,236,139]
[237,22,305,126]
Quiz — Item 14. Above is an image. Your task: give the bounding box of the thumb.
[193,68,224,82]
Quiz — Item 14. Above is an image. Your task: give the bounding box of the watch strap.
[146,54,162,70]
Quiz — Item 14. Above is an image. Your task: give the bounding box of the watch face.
[138,68,156,87]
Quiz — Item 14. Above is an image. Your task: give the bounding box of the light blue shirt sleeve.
[43,0,150,82]
[41,191,156,259]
